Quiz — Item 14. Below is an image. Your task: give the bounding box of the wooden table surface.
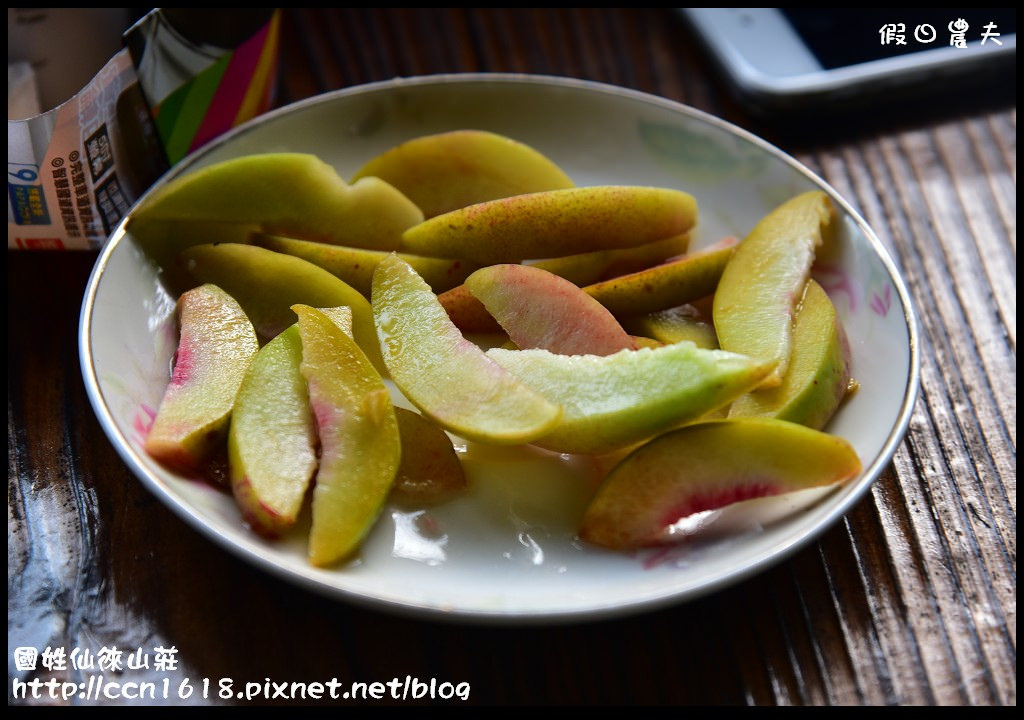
[8,9,1015,706]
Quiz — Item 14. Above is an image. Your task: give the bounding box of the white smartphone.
[680,9,1016,114]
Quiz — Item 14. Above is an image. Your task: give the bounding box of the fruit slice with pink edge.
[294,304,401,566]
[145,283,259,473]
[729,280,854,430]
[582,236,738,317]
[579,418,862,550]
[713,190,834,388]
[351,129,575,218]
[465,263,635,356]
[400,186,697,265]
[372,254,562,445]
[228,324,317,536]
[180,242,384,373]
[391,407,468,506]
[485,344,773,455]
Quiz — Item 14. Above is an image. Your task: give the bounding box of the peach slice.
[465,264,635,356]
[400,186,697,265]
[579,418,862,550]
[293,304,401,566]
[351,129,574,218]
[145,284,259,473]
[713,191,834,387]
[254,233,479,296]
[729,280,853,429]
[371,255,562,445]
[228,324,317,536]
[530,233,691,286]
[485,344,773,455]
[391,407,468,506]
[131,153,423,251]
[433,234,694,335]
[582,236,738,317]
[623,303,719,350]
[179,243,383,373]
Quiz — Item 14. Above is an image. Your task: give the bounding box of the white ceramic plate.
[80,74,919,623]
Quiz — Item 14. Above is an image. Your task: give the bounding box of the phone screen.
[780,8,1016,70]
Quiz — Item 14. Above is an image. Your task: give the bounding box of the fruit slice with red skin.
[434,235,694,335]
[527,232,691,286]
[180,243,384,373]
[351,130,575,218]
[582,236,738,317]
[713,191,834,388]
[465,264,635,356]
[131,153,423,250]
[228,324,317,536]
[486,344,773,455]
[400,186,698,265]
[294,304,401,566]
[146,284,259,473]
[729,280,853,429]
[579,418,862,550]
[391,407,468,505]
[372,254,562,445]
[253,233,480,296]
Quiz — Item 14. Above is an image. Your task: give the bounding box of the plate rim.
[78,72,921,624]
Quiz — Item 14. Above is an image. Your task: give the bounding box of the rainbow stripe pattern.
[154,11,281,165]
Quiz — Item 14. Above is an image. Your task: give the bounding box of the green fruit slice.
[254,233,479,295]
[713,191,834,387]
[352,129,574,218]
[729,280,853,429]
[400,186,697,264]
[132,153,423,250]
[583,236,737,317]
[486,344,773,454]
[228,325,317,536]
[391,408,468,506]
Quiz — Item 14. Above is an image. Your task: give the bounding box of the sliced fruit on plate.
[145,283,259,473]
[351,129,575,218]
[254,233,480,295]
[623,303,719,349]
[465,263,635,356]
[371,254,562,445]
[579,418,862,550]
[729,279,853,429]
[293,304,401,566]
[228,324,317,536]
[530,232,691,286]
[400,186,698,264]
[582,236,737,317]
[391,407,468,506]
[131,152,423,250]
[179,242,384,373]
[485,343,773,455]
[713,190,834,388]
